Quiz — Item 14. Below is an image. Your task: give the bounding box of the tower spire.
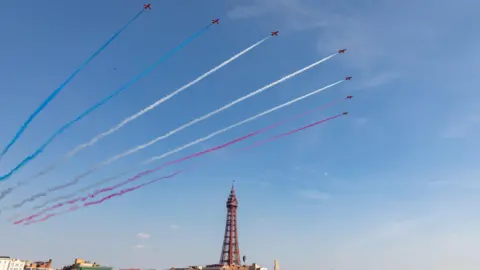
[219,182,241,266]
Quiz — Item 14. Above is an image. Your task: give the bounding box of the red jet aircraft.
[339,49,346,53]
[343,112,349,115]
[212,19,219,24]
[346,96,353,99]
[144,4,151,10]
[271,31,279,36]
[346,76,352,80]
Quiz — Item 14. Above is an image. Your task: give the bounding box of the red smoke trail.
[25,205,80,225]
[22,113,344,225]
[15,129,260,224]
[241,113,343,151]
[14,100,344,224]
[15,130,262,224]
[25,171,186,225]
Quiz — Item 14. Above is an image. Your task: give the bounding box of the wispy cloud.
[229,0,478,85]
[170,224,179,230]
[136,232,151,239]
[132,244,146,249]
[284,163,332,183]
[227,5,267,19]
[258,181,272,188]
[356,71,402,90]
[354,117,370,126]
[298,189,331,200]
[346,218,427,248]
[441,114,480,139]
[371,219,420,241]
[227,0,332,31]
[428,179,480,189]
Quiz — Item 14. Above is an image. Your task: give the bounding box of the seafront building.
[60,258,111,270]
[0,257,26,270]
[24,259,53,270]
[0,255,112,270]
[0,257,10,270]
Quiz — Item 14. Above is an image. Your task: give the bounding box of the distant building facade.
[24,259,53,270]
[8,259,25,270]
[0,257,10,270]
[0,257,25,270]
[60,258,111,270]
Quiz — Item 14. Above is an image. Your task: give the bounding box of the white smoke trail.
[102,53,338,165]
[21,51,338,211]
[29,78,343,212]
[3,36,271,198]
[21,78,344,215]
[143,80,344,164]
[66,37,271,158]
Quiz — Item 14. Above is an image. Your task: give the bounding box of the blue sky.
[0,0,479,269]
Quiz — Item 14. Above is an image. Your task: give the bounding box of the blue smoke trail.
[0,8,146,159]
[0,23,214,183]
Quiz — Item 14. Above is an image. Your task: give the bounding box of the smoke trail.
[17,171,184,224]
[16,95,345,223]
[0,21,215,183]
[242,113,344,151]
[0,187,14,201]
[11,193,47,209]
[33,195,70,210]
[39,52,338,192]
[24,205,80,225]
[144,80,344,164]
[22,114,344,225]
[65,36,271,158]
[24,171,184,225]
[6,36,270,207]
[43,36,268,189]
[33,165,57,179]
[99,53,339,167]
[36,81,345,209]
[84,170,184,206]
[32,172,127,209]
[1,34,264,207]
[18,79,345,214]
[89,115,345,205]
[0,7,146,159]
[17,125,267,223]
[9,167,103,209]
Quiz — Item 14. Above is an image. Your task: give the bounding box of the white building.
[7,259,25,270]
[0,257,10,270]
[0,257,26,270]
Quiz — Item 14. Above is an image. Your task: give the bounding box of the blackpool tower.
[219,183,241,266]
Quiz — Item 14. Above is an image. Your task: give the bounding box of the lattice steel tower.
[219,183,241,266]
